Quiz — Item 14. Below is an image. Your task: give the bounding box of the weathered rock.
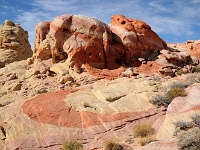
[30,14,168,78]
[155,83,200,140]
[168,40,200,61]
[109,14,167,64]
[0,20,32,68]
[138,138,178,150]
[33,14,112,72]
[160,49,192,66]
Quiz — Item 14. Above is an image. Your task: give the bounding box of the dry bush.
[178,127,200,150]
[191,114,200,127]
[193,64,200,72]
[166,87,187,100]
[168,82,190,89]
[133,123,154,138]
[150,82,187,107]
[173,121,194,136]
[149,94,171,107]
[139,136,153,146]
[63,140,83,150]
[104,138,123,150]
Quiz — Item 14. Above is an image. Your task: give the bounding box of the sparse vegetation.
[104,138,123,150]
[194,64,200,72]
[178,127,200,150]
[139,136,153,146]
[176,68,184,76]
[166,87,187,100]
[63,140,83,150]
[149,94,171,107]
[191,114,200,127]
[133,123,154,138]
[173,121,194,136]
[172,49,180,52]
[150,82,188,107]
[174,114,200,150]
[168,82,189,89]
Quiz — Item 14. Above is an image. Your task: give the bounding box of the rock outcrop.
[169,40,200,59]
[33,14,112,73]
[109,14,167,64]
[31,14,167,74]
[0,20,32,68]
[1,13,200,150]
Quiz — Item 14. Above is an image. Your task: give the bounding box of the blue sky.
[1,0,200,49]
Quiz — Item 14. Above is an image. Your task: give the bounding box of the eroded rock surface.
[1,14,200,150]
[33,14,112,73]
[30,14,167,76]
[0,20,32,68]
[109,14,167,63]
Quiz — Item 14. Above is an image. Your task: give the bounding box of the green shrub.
[166,88,187,100]
[133,123,154,138]
[178,127,200,150]
[104,139,123,150]
[63,140,83,150]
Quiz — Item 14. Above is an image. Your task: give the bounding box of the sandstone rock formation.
[0,20,32,68]
[33,14,112,73]
[109,14,167,64]
[1,13,200,150]
[31,14,167,74]
[169,40,200,59]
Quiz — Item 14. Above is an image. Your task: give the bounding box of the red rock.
[31,14,167,78]
[109,14,167,64]
[33,14,112,72]
[134,61,165,75]
[22,89,165,128]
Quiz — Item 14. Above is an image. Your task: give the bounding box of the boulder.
[0,20,32,68]
[109,14,167,64]
[33,14,112,72]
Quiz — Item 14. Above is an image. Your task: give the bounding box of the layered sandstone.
[31,14,167,74]
[109,14,167,64]
[0,20,32,68]
[33,14,112,73]
[1,14,200,150]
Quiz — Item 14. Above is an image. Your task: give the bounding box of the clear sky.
[1,0,200,49]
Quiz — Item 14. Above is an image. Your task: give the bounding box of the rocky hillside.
[0,14,200,150]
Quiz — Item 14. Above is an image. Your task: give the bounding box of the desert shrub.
[194,64,200,73]
[168,82,189,89]
[178,127,200,150]
[150,88,187,108]
[166,88,187,100]
[191,114,200,127]
[149,94,171,107]
[133,123,154,138]
[104,139,123,150]
[174,121,194,131]
[172,49,180,52]
[63,140,83,150]
[176,68,184,76]
[173,121,194,135]
[139,136,153,146]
